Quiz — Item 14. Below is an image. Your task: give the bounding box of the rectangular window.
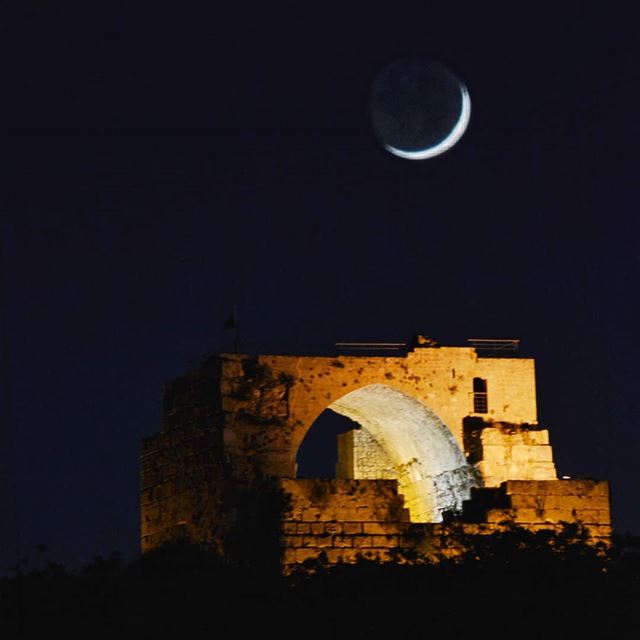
[473,377,488,413]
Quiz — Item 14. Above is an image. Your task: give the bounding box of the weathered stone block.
[301,535,321,548]
[326,548,361,564]
[283,535,305,548]
[352,536,373,548]
[325,521,342,535]
[523,430,549,446]
[480,429,504,446]
[486,508,513,523]
[282,522,297,534]
[509,494,545,509]
[505,480,548,495]
[294,548,322,563]
[343,522,363,534]
[481,445,507,462]
[369,535,400,548]
[529,464,557,480]
[296,507,322,521]
[531,446,553,462]
[362,521,399,535]
[577,509,600,523]
[359,548,392,562]
[584,524,612,537]
[542,509,576,523]
[510,445,535,462]
[512,508,544,523]
[333,535,353,548]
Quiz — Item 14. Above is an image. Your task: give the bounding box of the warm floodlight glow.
[385,84,471,160]
[329,384,478,522]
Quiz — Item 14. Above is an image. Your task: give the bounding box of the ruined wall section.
[476,427,556,485]
[279,478,611,572]
[220,354,296,482]
[141,428,223,551]
[464,419,557,486]
[140,363,225,552]
[280,478,410,571]
[462,479,611,541]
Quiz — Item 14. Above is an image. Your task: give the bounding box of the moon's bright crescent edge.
[384,84,471,160]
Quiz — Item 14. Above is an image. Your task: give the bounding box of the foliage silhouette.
[1,528,639,639]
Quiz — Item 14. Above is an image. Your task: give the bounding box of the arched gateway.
[140,340,612,570]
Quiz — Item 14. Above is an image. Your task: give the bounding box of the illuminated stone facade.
[140,340,611,570]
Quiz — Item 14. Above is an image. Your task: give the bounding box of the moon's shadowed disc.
[368,57,470,159]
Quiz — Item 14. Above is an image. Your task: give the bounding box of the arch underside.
[329,384,478,522]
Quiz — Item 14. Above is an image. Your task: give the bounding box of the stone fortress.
[140,336,612,571]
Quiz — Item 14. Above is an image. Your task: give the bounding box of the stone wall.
[280,478,410,571]
[464,419,557,486]
[462,479,611,541]
[140,363,224,552]
[140,426,223,552]
[278,478,611,572]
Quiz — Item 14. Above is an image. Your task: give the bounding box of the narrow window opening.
[473,377,488,413]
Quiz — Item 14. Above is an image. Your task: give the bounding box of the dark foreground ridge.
[2,528,640,639]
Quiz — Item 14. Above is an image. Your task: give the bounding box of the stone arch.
[308,383,478,523]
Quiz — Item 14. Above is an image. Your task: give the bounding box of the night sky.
[1,3,639,571]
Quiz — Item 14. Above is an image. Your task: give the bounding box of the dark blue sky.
[1,3,639,570]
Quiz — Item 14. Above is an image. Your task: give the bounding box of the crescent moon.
[385,84,471,160]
